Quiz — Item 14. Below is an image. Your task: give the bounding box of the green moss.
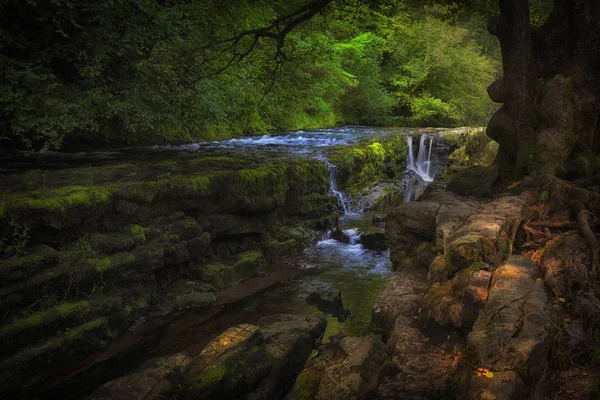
[233,251,266,280]
[196,364,227,388]
[0,300,91,338]
[201,263,233,289]
[288,368,322,400]
[4,185,113,229]
[87,252,135,272]
[127,224,147,242]
[328,134,408,200]
[0,245,59,283]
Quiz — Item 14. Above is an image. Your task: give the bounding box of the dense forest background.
[0,0,552,150]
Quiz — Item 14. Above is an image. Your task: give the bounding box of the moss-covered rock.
[181,315,326,400]
[233,251,266,280]
[200,263,234,289]
[328,135,408,200]
[159,279,216,313]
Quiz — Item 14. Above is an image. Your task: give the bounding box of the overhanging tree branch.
[198,0,334,79]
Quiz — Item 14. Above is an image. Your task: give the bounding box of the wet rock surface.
[181,315,326,400]
[359,227,387,251]
[85,314,326,400]
[306,290,351,322]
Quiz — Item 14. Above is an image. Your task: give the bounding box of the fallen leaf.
[508,181,522,189]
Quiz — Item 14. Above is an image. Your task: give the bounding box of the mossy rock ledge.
[0,136,409,393]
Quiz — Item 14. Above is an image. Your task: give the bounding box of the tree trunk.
[487,0,600,180]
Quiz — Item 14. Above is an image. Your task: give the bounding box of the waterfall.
[407,134,435,182]
[324,161,352,215]
[407,136,415,171]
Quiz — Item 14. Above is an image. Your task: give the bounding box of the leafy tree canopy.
[0,0,508,150]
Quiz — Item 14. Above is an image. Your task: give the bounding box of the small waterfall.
[407,134,435,182]
[324,161,352,215]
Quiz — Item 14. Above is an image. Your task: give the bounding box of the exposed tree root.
[573,201,600,278]
[527,220,577,229]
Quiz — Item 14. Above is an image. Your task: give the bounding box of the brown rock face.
[449,196,526,270]
[540,231,590,299]
[422,269,492,330]
[378,316,462,400]
[385,191,480,266]
[284,335,385,400]
[466,255,554,399]
[370,266,429,337]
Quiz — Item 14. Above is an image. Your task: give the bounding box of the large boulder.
[540,231,590,300]
[284,335,385,400]
[181,315,326,400]
[466,256,554,400]
[359,227,387,251]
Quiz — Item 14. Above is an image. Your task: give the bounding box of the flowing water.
[27,127,449,399]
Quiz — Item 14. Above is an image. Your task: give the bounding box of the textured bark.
[487,0,600,179]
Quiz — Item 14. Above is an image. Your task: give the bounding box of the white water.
[407,134,435,182]
[324,161,353,215]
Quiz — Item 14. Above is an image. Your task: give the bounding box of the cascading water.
[324,161,352,215]
[407,134,435,182]
[404,134,438,202]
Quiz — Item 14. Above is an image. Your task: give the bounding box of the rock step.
[466,255,554,400]
[449,196,528,271]
[86,314,326,400]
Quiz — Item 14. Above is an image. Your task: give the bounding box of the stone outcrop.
[378,316,462,400]
[87,314,326,400]
[385,191,481,266]
[370,266,429,337]
[449,195,527,271]
[421,268,492,331]
[540,231,590,300]
[376,188,552,400]
[285,335,385,400]
[182,315,326,400]
[466,255,554,399]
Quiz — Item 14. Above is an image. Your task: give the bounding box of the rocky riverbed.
[5,126,597,400]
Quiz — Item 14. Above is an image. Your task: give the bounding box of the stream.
[24,126,449,399]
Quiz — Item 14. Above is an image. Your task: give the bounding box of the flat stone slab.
[466,255,554,399]
[449,196,527,270]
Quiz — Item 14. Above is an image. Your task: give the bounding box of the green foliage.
[0,0,500,149]
[382,10,498,126]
